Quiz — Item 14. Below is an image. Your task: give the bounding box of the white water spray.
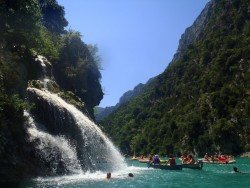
[25,111,82,174]
[26,55,126,175]
[27,87,126,171]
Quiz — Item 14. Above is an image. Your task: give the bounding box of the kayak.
[148,163,182,170]
[182,162,203,170]
[199,159,236,164]
[138,159,167,163]
[138,158,150,163]
[131,157,138,160]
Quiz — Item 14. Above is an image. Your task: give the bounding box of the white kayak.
[199,159,236,164]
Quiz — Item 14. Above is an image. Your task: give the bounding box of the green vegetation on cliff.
[101,0,250,156]
[54,31,103,115]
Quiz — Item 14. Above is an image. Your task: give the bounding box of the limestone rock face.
[95,83,145,121]
[172,0,213,62]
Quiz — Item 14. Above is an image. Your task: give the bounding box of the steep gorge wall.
[101,0,250,155]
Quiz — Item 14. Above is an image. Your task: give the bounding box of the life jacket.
[183,157,189,163]
[218,155,228,162]
[153,156,160,164]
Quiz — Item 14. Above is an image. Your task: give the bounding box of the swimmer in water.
[107,172,111,179]
[233,167,242,173]
[128,173,134,177]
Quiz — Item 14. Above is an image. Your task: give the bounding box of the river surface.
[21,158,250,188]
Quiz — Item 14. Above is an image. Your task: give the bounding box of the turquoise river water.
[20,158,250,188]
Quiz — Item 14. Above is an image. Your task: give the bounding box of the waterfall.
[35,55,51,89]
[26,55,126,176]
[25,111,82,174]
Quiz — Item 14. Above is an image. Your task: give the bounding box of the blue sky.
[57,0,210,107]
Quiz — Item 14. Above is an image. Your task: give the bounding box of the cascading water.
[26,55,126,176]
[35,55,51,89]
[25,111,82,174]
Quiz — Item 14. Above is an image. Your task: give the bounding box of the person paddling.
[153,155,160,165]
[181,153,189,164]
[186,154,195,164]
[166,154,176,166]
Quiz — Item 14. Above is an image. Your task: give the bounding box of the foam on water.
[33,165,148,186]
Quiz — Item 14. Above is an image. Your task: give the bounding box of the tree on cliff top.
[54,31,103,115]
